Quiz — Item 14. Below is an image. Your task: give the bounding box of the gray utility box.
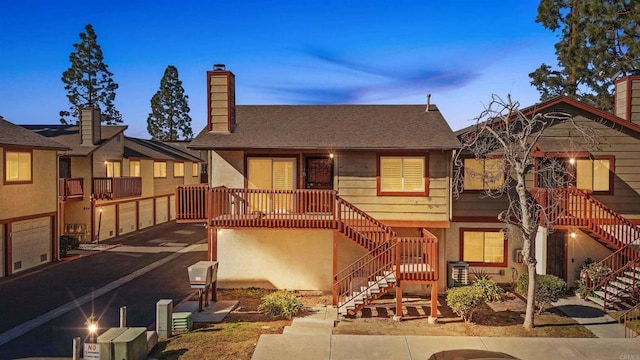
[97,327,147,360]
[187,261,218,288]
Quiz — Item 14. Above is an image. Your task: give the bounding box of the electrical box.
[447,261,470,288]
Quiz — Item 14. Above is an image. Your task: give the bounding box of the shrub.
[258,290,303,319]
[473,276,503,302]
[446,285,485,323]
[516,274,567,314]
[59,235,79,257]
[579,262,611,287]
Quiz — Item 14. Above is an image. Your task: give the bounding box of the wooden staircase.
[175,185,439,319]
[531,187,640,310]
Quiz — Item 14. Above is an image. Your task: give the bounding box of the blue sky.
[0,0,558,137]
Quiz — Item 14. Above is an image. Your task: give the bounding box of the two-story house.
[1,116,68,276]
[453,76,640,310]
[24,108,203,243]
[176,65,461,320]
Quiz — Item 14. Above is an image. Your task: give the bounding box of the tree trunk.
[515,167,537,330]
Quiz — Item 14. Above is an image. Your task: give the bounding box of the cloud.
[260,48,481,104]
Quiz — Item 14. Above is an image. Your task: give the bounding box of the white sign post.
[83,342,100,360]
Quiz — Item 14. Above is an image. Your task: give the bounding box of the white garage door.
[95,205,116,241]
[12,217,51,273]
[155,197,168,224]
[169,195,176,221]
[139,199,154,229]
[118,202,137,235]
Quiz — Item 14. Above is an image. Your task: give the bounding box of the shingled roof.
[189,104,460,150]
[125,137,203,162]
[0,117,68,150]
[20,124,127,156]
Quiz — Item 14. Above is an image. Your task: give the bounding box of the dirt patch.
[150,289,595,360]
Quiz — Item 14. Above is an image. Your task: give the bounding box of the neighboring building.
[23,108,204,243]
[0,116,68,277]
[177,65,461,320]
[453,76,640,309]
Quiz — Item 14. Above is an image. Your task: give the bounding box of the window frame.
[573,156,614,195]
[459,228,508,267]
[192,162,199,177]
[173,162,185,178]
[462,157,506,191]
[129,160,140,177]
[154,161,167,178]
[376,154,429,196]
[3,148,33,185]
[244,154,302,190]
[105,160,122,178]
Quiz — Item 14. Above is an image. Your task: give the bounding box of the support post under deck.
[429,282,438,324]
[332,229,338,306]
[208,225,217,261]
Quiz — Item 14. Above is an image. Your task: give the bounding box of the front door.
[305,157,333,212]
[546,231,567,281]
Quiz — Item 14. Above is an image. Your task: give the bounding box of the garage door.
[12,217,51,273]
[169,195,176,221]
[118,202,137,235]
[139,199,154,229]
[95,205,116,241]
[155,197,168,224]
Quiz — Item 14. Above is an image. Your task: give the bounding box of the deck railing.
[531,187,640,250]
[93,177,142,200]
[59,178,84,200]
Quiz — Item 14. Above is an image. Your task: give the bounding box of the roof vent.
[214,64,226,71]
[426,94,431,112]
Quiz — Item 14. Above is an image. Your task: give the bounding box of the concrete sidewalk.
[251,334,640,360]
[252,297,639,360]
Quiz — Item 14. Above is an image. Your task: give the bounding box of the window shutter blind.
[403,157,424,191]
[381,158,403,191]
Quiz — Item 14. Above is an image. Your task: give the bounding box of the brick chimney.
[614,75,640,124]
[80,107,101,145]
[207,64,236,133]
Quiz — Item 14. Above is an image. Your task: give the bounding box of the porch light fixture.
[570,231,577,239]
[569,158,576,165]
[329,153,334,159]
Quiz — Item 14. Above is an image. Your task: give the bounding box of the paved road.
[0,221,207,359]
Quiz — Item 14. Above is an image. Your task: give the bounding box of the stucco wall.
[444,222,527,291]
[210,150,244,187]
[216,229,365,291]
[564,230,612,285]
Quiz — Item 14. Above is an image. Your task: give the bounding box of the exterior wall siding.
[92,134,124,177]
[0,148,58,220]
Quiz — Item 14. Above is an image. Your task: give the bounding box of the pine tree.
[529,0,640,111]
[147,65,193,141]
[60,24,121,125]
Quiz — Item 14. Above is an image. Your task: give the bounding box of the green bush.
[579,262,611,287]
[446,285,485,323]
[517,274,567,314]
[258,291,303,319]
[59,235,79,257]
[473,276,503,302]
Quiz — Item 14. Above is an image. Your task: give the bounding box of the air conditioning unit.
[447,261,470,288]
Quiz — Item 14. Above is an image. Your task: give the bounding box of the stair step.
[623,271,640,280]
[610,281,631,290]
[283,325,333,335]
[587,295,616,309]
[291,318,335,329]
[594,290,621,302]
[603,286,627,297]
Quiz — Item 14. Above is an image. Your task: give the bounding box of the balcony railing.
[59,178,84,201]
[93,177,142,200]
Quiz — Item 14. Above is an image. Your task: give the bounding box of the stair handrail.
[617,294,640,338]
[572,187,640,248]
[336,196,397,250]
[584,237,640,305]
[334,239,398,313]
